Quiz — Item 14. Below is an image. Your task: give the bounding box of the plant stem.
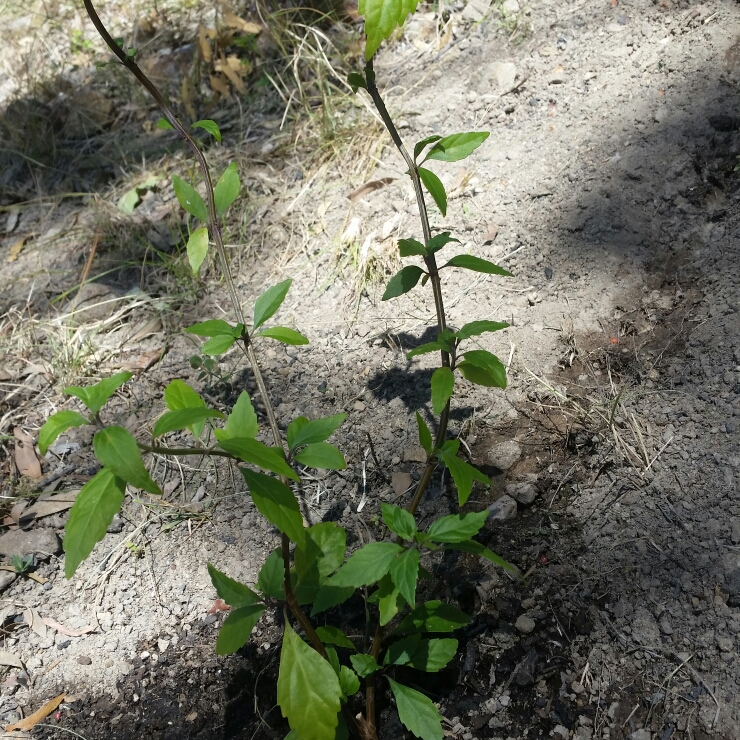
[363,57,453,511]
[362,59,459,740]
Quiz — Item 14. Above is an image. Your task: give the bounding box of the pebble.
[0,571,17,592]
[502,0,519,12]
[627,730,651,740]
[490,61,517,91]
[505,482,537,505]
[515,614,536,634]
[658,616,674,635]
[731,518,740,545]
[717,635,734,652]
[0,529,61,558]
[487,495,517,521]
[487,441,522,470]
[77,656,92,665]
[391,472,413,496]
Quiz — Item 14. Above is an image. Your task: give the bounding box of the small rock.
[717,635,733,652]
[627,730,652,740]
[0,529,61,559]
[391,472,413,496]
[553,726,569,740]
[659,616,674,635]
[498,694,510,707]
[77,656,92,665]
[505,483,536,505]
[107,515,124,534]
[631,607,660,645]
[545,267,553,280]
[502,0,519,13]
[0,571,17,592]
[353,400,366,412]
[157,639,170,653]
[515,614,536,634]
[487,441,521,470]
[461,0,492,22]
[490,62,517,91]
[402,447,427,463]
[731,518,740,545]
[140,651,150,660]
[487,495,517,521]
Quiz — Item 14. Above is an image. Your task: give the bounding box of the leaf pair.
[287,413,347,471]
[185,281,307,354]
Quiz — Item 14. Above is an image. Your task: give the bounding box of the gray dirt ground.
[1,0,740,738]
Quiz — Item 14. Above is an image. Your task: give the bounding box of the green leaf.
[360,0,421,58]
[406,638,458,672]
[443,540,519,575]
[398,238,427,257]
[220,438,299,481]
[328,542,404,588]
[287,416,309,449]
[418,167,447,216]
[406,341,450,359]
[311,584,356,616]
[256,327,309,345]
[187,227,209,275]
[93,427,161,495]
[63,469,125,578]
[436,447,490,506]
[254,279,292,330]
[208,563,262,607]
[381,503,417,540]
[64,371,133,415]
[388,678,443,740]
[316,626,356,650]
[415,412,433,455]
[382,265,425,301]
[431,367,454,415]
[459,349,507,389]
[426,232,459,254]
[413,135,442,162]
[38,411,89,455]
[389,548,419,607]
[240,469,305,548]
[257,549,284,598]
[291,413,347,451]
[454,320,509,340]
[427,511,489,543]
[383,634,421,666]
[278,620,342,740]
[216,604,265,655]
[184,320,242,337]
[395,600,470,634]
[117,187,141,214]
[202,335,237,356]
[214,162,240,215]
[339,666,360,698]
[152,408,224,438]
[349,653,381,677]
[347,72,366,92]
[192,119,222,142]
[163,379,206,437]
[294,521,346,605]
[156,117,174,130]
[294,443,346,470]
[172,175,208,222]
[377,573,406,626]
[224,391,259,439]
[443,255,513,277]
[424,132,490,163]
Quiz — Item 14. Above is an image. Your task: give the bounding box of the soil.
[1,0,740,739]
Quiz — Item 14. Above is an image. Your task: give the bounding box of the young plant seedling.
[43,1,519,738]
